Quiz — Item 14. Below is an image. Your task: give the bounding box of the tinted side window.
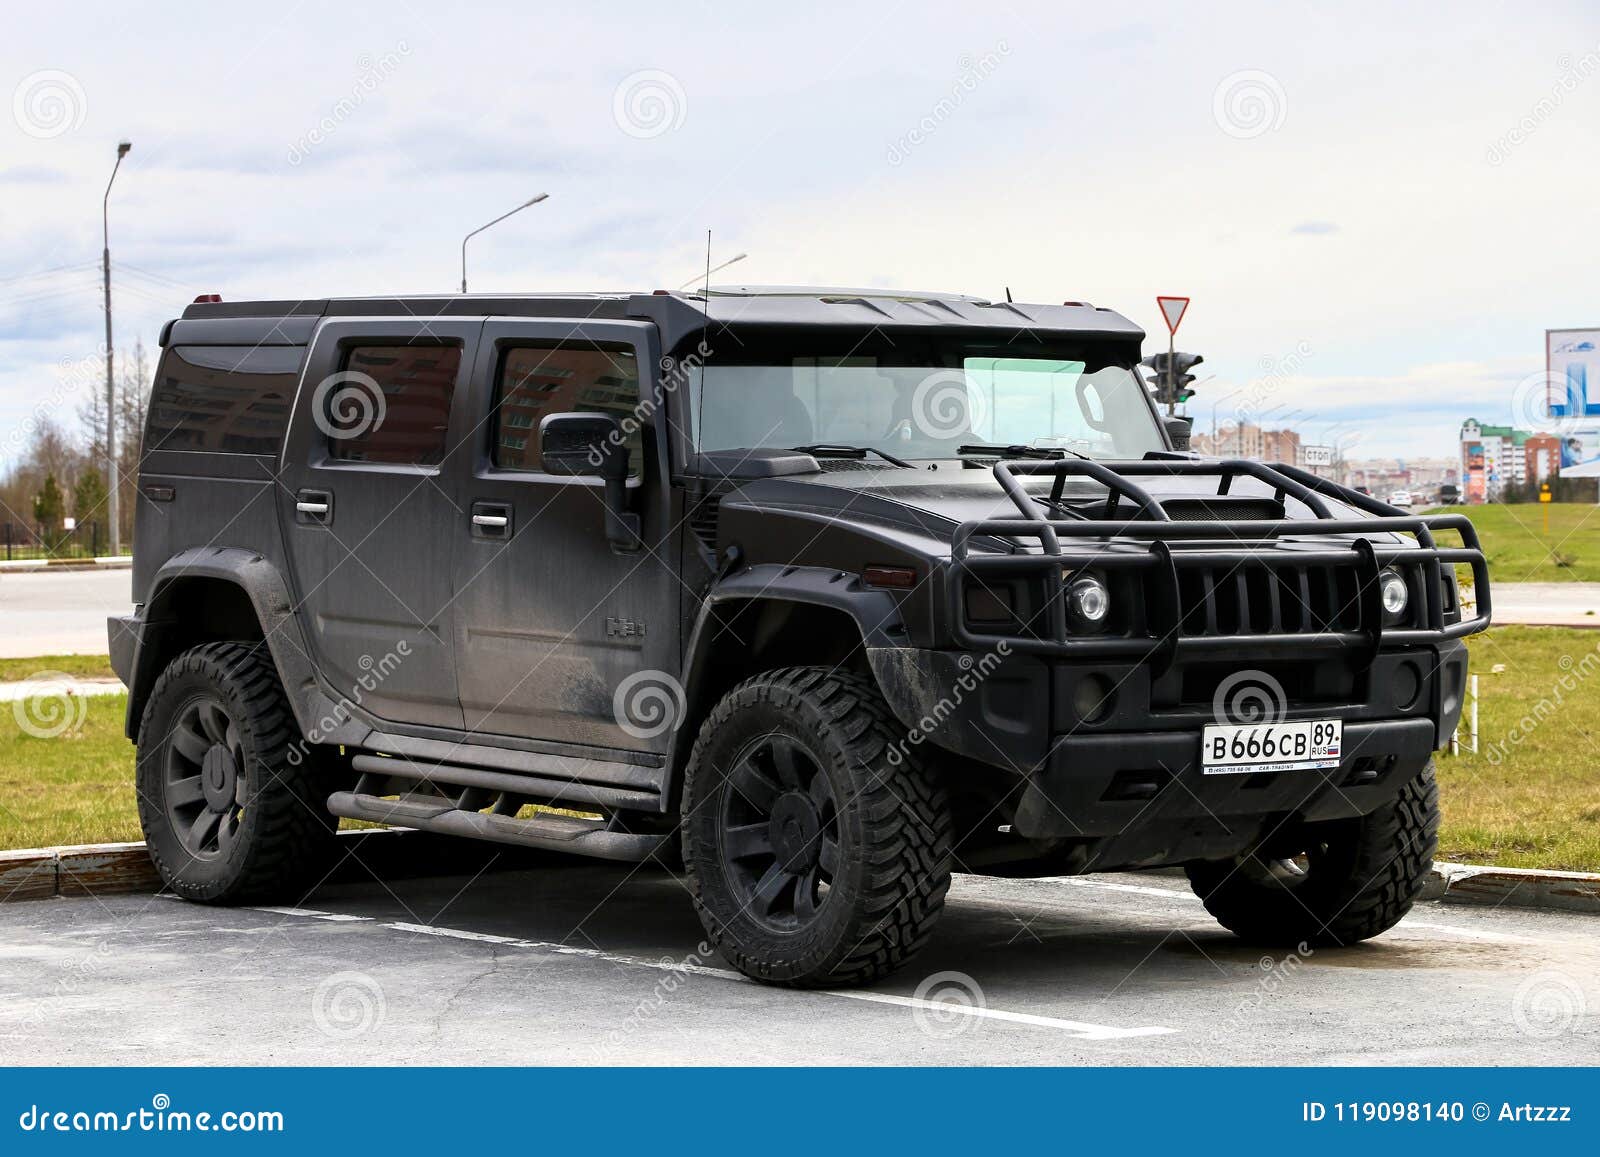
[145,346,300,454]
[493,343,641,473]
[327,344,461,465]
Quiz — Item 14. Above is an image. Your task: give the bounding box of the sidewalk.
[1488,581,1600,627]
[0,556,131,572]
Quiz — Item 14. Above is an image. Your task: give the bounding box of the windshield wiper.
[788,444,914,469]
[955,443,1092,462]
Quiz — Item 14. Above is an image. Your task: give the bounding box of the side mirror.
[539,412,639,552]
[1163,415,1193,452]
[540,412,628,479]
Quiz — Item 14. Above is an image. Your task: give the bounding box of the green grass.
[1437,626,1600,872]
[0,654,118,683]
[1423,502,1600,582]
[1,633,1596,871]
[0,692,140,849]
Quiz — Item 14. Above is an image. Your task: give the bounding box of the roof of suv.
[166,287,1145,350]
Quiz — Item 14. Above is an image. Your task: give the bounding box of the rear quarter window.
[145,345,301,455]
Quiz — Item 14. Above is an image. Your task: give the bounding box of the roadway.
[0,863,1592,1064]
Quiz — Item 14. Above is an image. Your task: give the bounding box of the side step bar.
[326,791,667,863]
[348,753,659,812]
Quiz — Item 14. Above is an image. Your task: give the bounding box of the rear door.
[449,319,681,753]
[280,317,483,729]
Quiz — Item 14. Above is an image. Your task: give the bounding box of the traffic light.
[1140,352,1204,406]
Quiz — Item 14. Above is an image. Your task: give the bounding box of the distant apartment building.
[1459,419,1531,502]
[1191,422,1300,463]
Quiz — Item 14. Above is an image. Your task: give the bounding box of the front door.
[280,318,483,729]
[449,319,680,753]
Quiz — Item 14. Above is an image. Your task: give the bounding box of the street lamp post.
[1210,387,1243,453]
[460,193,549,293]
[103,140,131,556]
[677,252,747,290]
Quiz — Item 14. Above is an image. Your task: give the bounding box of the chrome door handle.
[294,489,334,525]
[470,501,512,539]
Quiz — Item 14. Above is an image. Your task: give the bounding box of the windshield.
[685,332,1164,461]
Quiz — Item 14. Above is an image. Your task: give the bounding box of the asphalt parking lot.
[1,861,1594,1065]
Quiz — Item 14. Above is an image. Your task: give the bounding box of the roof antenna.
[1005,286,1013,302]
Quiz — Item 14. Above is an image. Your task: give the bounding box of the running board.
[326,791,666,863]
[348,753,658,812]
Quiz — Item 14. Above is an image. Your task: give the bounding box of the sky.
[3,0,1598,467]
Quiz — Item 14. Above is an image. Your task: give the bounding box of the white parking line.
[247,905,371,922]
[826,989,1176,1039]
[262,911,1175,1040]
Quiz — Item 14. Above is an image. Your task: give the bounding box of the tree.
[33,473,65,550]
[73,467,108,531]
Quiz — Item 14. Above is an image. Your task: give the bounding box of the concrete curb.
[1420,861,1600,914]
[3,834,1597,916]
[0,557,132,573]
[0,828,564,903]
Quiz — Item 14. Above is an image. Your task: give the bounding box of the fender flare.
[668,563,906,786]
[124,547,324,738]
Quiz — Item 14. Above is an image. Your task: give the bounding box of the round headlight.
[1379,568,1409,621]
[1067,574,1111,629]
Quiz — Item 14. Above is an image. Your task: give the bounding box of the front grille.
[1173,561,1364,636]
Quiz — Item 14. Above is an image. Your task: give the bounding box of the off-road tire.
[1186,760,1439,947]
[135,642,338,904]
[682,667,952,988]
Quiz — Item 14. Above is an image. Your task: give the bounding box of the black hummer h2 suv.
[111,287,1490,987]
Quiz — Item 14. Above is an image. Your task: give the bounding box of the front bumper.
[868,640,1470,774]
[1013,717,1437,843]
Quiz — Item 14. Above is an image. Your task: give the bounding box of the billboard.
[1547,329,1600,477]
[1463,441,1486,502]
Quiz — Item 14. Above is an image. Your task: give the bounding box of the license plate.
[1201,719,1342,775]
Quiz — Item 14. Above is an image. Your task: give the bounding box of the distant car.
[1388,490,1414,508]
[1438,484,1461,505]
[1355,486,1373,497]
